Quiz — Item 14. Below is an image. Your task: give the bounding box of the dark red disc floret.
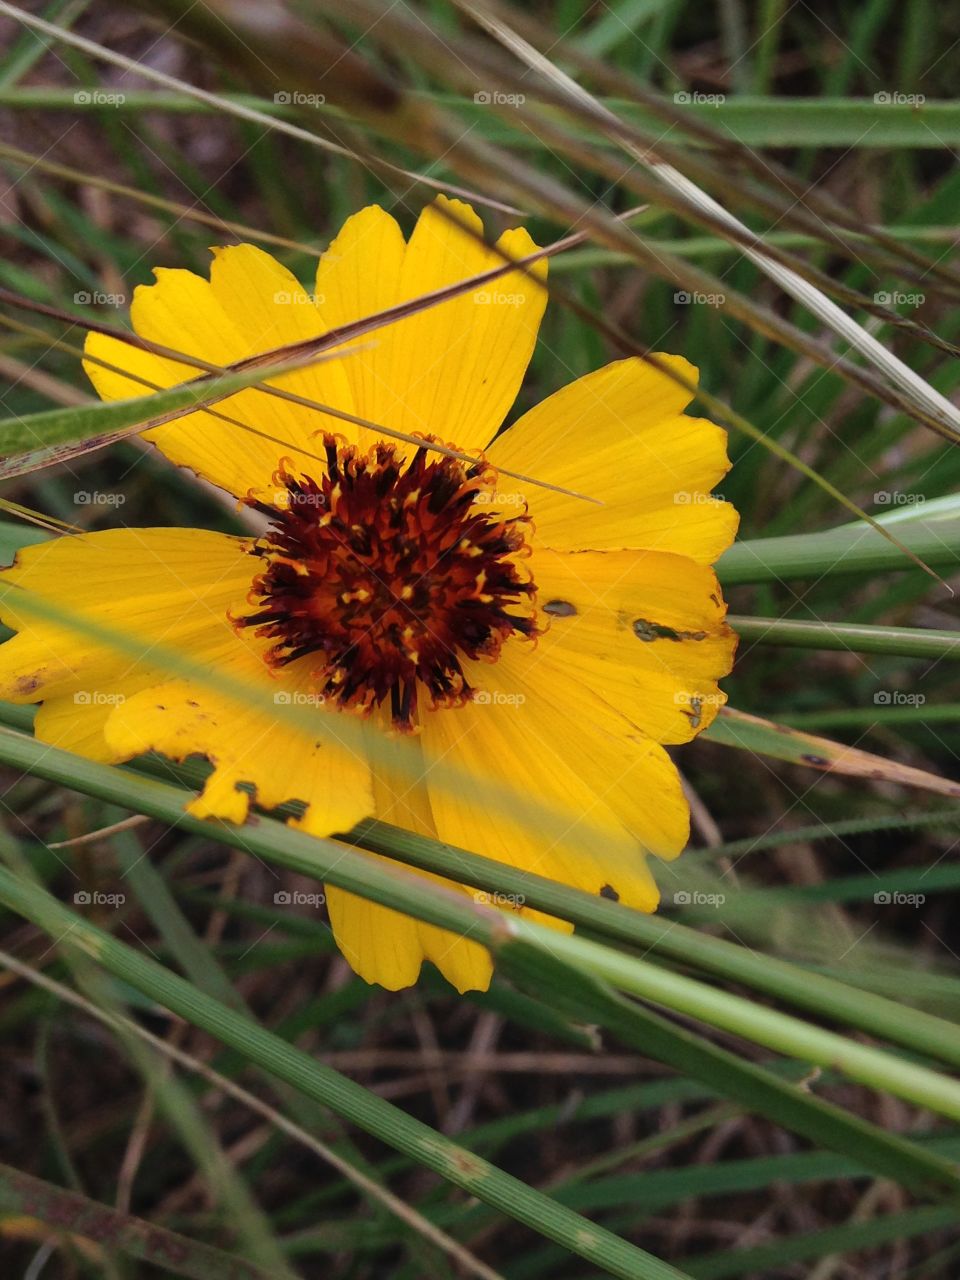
[237,435,538,731]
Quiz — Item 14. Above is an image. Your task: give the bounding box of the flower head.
[0,197,738,992]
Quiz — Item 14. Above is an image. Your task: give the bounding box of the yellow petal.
[0,528,252,711]
[488,356,738,561]
[326,737,493,993]
[105,651,374,837]
[325,877,425,991]
[314,197,547,453]
[83,247,354,498]
[421,646,686,916]
[533,546,737,743]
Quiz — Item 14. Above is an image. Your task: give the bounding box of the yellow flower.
[0,198,738,992]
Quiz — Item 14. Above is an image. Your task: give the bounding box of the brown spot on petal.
[633,618,707,643]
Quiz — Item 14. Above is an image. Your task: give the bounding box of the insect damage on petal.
[236,435,540,732]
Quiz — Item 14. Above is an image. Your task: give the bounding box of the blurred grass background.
[0,0,959,1276]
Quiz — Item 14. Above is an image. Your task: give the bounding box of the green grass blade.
[730,616,960,659]
[0,863,690,1280]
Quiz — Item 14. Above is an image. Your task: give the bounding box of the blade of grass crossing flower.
[3,691,958,1041]
[3,730,960,1164]
[0,345,364,477]
[493,941,960,1202]
[349,820,960,1069]
[0,582,655,875]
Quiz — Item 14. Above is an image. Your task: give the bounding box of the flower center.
[237,435,537,731]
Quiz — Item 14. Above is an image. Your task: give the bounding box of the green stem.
[717,517,960,584]
[730,615,960,659]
